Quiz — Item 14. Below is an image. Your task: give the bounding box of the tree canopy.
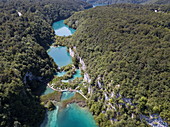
[0,0,90,126]
[65,4,170,126]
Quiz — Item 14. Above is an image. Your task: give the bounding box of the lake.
[41,20,97,127]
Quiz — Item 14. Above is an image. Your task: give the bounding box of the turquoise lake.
[47,46,72,67]
[61,92,75,101]
[56,71,66,77]
[42,86,55,95]
[58,104,97,127]
[41,20,97,127]
[52,20,76,36]
[93,3,108,7]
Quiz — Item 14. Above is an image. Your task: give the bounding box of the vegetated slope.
[82,0,152,4]
[0,0,90,126]
[65,4,170,126]
[145,0,170,5]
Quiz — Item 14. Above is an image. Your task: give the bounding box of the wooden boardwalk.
[47,83,88,100]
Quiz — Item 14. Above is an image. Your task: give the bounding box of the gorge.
[40,20,97,127]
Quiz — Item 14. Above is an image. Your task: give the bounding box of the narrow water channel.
[41,20,97,127]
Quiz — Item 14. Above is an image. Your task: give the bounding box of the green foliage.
[40,91,62,104]
[53,36,71,46]
[0,0,90,126]
[82,0,170,5]
[65,4,170,126]
[145,0,170,4]
[60,64,73,71]
[62,92,86,108]
[46,101,56,111]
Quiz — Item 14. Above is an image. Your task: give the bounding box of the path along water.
[41,20,97,127]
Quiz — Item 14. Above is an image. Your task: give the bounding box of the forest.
[82,0,170,5]
[0,0,90,126]
[1,0,170,126]
[65,4,170,126]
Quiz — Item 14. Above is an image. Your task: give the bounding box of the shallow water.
[52,20,76,36]
[41,106,59,127]
[61,92,75,101]
[42,86,54,95]
[61,69,82,82]
[58,104,97,127]
[93,3,108,7]
[47,46,72,67]
[56,71,66,77]
[70,69,82,80]
[41,20,97,127]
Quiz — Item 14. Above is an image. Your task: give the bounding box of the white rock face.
[97,76,102,88]
[84,72,91,83]
[73,46,76,50]
[88,86,91,94]
[97,80,102,88]
[131,113,135,119]
[69,48,74,57]
[17,11,22,16]
[104,92,109,101]
[115,84,120,88]
[111,91,115,98]
[80,58,86,70]
[140,114,168,127]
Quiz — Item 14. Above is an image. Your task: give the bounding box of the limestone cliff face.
[83,72,91,83]
[69,46,92,83]
[69,48,75,57]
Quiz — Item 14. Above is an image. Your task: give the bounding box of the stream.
[40,20,97,127]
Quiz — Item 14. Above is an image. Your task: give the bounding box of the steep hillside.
[145,0,170,4]
[82,0,152,4]
[0,0,90,126]
[65,4,170,126]
[82,0,170,5]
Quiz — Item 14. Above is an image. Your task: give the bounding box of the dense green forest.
[82,0,170,5]
[0,0,91,126]
[65,4,170,126]
[82,0,149,4]
[145,0,170,4]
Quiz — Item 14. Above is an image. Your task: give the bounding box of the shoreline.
[47,83,88,100]
[45,83,87,109]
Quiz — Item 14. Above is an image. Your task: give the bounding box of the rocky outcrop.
[69,48,75,57]
[104,92,109,101]
[16,10,22,16]
[80,58,86,71]
[140,114,168,127]
[70,46,91,83]
[84,72,91,83]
